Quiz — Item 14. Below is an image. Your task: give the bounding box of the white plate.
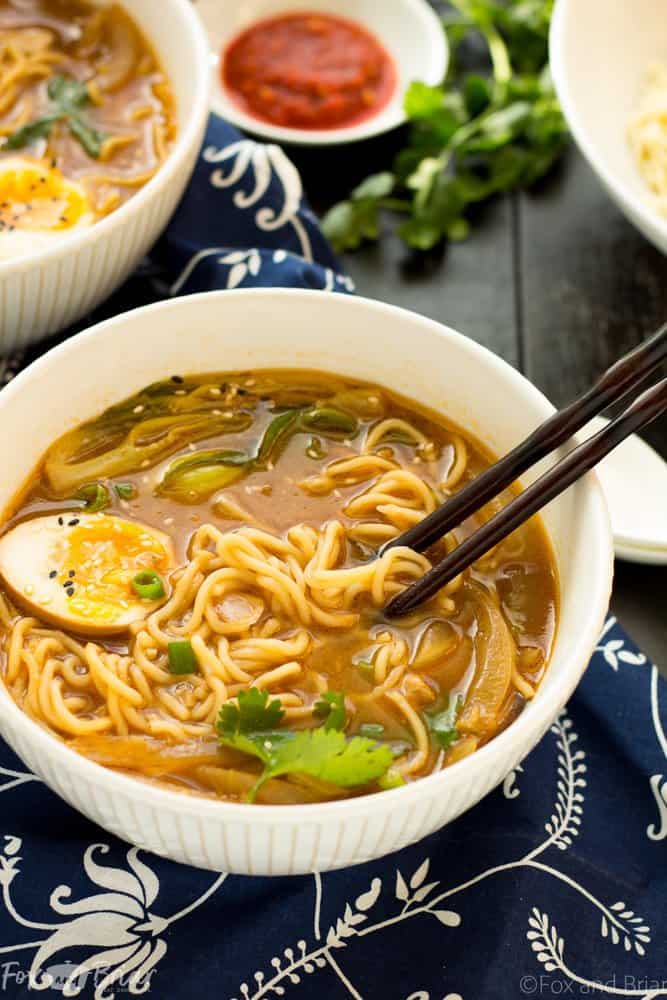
[551,0,667,256]
[196,0,448,145]
[587,416,667,565]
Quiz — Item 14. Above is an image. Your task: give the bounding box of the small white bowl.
[204,0,448,145]
[0,290,613,876]
[551,0,667,255]
[0,0,212,354]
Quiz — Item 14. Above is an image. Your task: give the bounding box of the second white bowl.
[551,0,667,256]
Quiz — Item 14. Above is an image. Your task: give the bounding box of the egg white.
[0,513,175,636]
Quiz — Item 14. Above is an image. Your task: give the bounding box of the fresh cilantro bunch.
[217,688,395,801]
[5,76,106,159]
[322,0,567,252]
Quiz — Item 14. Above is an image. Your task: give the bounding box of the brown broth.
[0,370,559,802]
[0,0,176,219]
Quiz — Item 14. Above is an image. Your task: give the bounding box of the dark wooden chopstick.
[381,323,667,558]
[385,377,667,618]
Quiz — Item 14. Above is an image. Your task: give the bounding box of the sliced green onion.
[355,659,375,681]
[359,723,385,740]
[132,570,165,601]
[168,640,198,675]
[114,482,136,500]
[300,406,358,438]
[74,482,110,513]
[427,694,462,750]
[256,410,300,464]
[305,436,326,460]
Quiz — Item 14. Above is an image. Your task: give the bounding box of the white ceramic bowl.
[204,0,448,145]
[0,0,211,355]
[0,290,613,876]
[551,0,667,255]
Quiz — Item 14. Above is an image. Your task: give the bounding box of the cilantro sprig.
[427,694,463,750]
[313,690,347,731]
[322,0,567,252]
[217,689,393,802]
[5,75,107,159]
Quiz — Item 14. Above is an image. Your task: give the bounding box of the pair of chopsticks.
[383,324,667,618]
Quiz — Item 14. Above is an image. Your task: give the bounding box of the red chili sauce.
[222,12,396,131]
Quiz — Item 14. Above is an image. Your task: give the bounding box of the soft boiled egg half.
[0,155,94,259]
[0,513,175,636]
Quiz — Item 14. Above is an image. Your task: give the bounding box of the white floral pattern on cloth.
[0,618,664,999]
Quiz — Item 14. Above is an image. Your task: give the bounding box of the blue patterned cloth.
[0,117,665,1000]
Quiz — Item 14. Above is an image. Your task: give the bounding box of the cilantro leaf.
[427,695,463,750]
[219,687,285,735]
[47,75,90,108]
[321,0,567,253]
[66,113,106,159]
[4,74,107,159]
[313,691,347,730]
[5,113,60,150]
[217,689,393,801]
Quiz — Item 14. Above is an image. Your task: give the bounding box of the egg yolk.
[61,518,171,624]
[0,162,90,232]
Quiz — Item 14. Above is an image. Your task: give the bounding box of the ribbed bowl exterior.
[0,156,200,354]
[0,696,559,875]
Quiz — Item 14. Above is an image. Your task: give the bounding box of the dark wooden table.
[295,141,667,671]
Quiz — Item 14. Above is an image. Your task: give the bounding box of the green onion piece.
[74,482,110,513]
[300,406,358,438]
[359,723,385,740]
[376,428,418,446]
[378,768,406,790]
[427,694,462,750]
[256,410,301,464]
[305,436,326,460]
[168,640,198,675]
[313,691,347,731]
[132,570,165,601]
[114,482,136,500]
[355,659,375,681]
[389,739,413,758]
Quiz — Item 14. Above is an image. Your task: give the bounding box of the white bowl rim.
[0,0,212,277]
[0,288,614,822]
[550,0,667,246]
[212,0,448,146]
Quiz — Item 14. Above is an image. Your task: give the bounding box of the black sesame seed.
[170,374,184,384]
[68,518,80,526]
[57,517,64,526]
[49,570,57,579]
[68,569,75,578]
